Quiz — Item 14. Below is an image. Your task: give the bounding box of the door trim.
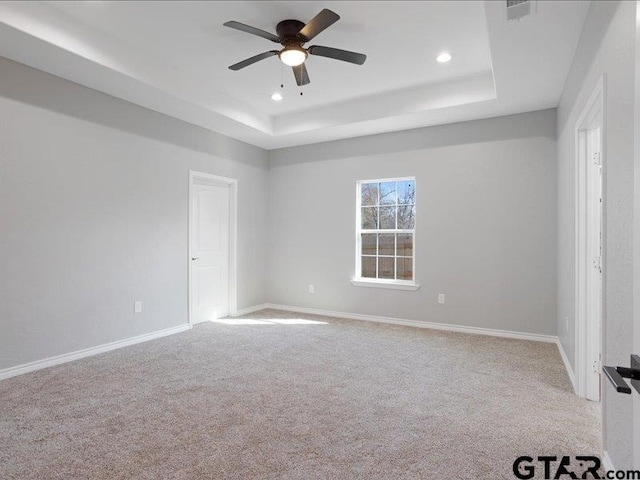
[188,170,238,325]
[633,1,640,468]
[574,75,606,401]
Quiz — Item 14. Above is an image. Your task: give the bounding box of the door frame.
[634,1,640,467]
[574,75,606,401]
[188,170,238,325]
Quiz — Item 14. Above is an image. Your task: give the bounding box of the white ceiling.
[0,1,589,149]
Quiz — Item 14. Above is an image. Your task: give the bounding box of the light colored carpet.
[1,309,600,479]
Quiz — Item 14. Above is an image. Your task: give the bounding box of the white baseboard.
[556,338,577,393]
[0,323,192,381]
[263,303,558,343]
[603,451,614,473]
[232,303,269,317]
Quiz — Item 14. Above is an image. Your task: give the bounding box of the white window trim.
[350,279,421,291]
[353,177,420,290]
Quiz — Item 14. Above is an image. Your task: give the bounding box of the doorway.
[188,171,237,324]
[575,77,605,402]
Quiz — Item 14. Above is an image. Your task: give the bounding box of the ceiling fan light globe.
[437,52,452,63]
[280,48,307,67]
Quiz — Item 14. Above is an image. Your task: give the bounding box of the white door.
[190,182,230,323]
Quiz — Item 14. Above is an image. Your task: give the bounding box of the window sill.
[350,279,421,291]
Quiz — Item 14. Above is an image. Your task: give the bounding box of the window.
[354,178,418,289]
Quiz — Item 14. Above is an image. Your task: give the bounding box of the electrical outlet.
[438,294,445,304]
[134,301,142,314]
[309,284,315,294]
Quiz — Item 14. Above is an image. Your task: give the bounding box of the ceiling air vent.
[506,0,536,21]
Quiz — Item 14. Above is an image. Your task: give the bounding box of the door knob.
[191,257,199,261]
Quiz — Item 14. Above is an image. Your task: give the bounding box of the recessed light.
[271,92,283,101]
[437,52,452,63]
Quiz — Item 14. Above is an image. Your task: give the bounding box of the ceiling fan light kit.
[224,9,366,87]
[437,52,452,63]
[279,46,307,67]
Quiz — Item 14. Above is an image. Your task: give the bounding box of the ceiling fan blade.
[292,63,310,86]
[229,51,279,71]
[308,45,366,65]
[223,21,280,43]
[297,9,340,42]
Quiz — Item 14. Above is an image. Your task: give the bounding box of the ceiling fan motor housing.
[276,20,307,45]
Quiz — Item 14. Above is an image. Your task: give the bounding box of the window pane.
[397,234,413,256]
[378,257,395,279]
[362,256,376,278]
[361,183,378,206]
[379,234,395,255]
[361,234,377,255]
[357,178,416,283]
[397,257,413,280]
[379,206,396,229]
[379,182,396,205]
[397,205,415,229]
[397,181,415,205]
[361,207,378,229]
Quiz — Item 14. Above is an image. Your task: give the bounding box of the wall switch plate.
[134,301,142,313]
[309,285,315,294]
[438,294,445,304]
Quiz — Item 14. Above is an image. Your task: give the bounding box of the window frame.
[352,177,420,291]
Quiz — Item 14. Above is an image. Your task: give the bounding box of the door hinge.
[593,357,601,374]
[593,152,601,166]
[593,256,602,273]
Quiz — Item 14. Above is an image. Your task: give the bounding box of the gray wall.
[268,109,557,335]
[0,57,269,370]
[556,0,635,468]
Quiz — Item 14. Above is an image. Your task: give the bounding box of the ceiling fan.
[223,9,366,86]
